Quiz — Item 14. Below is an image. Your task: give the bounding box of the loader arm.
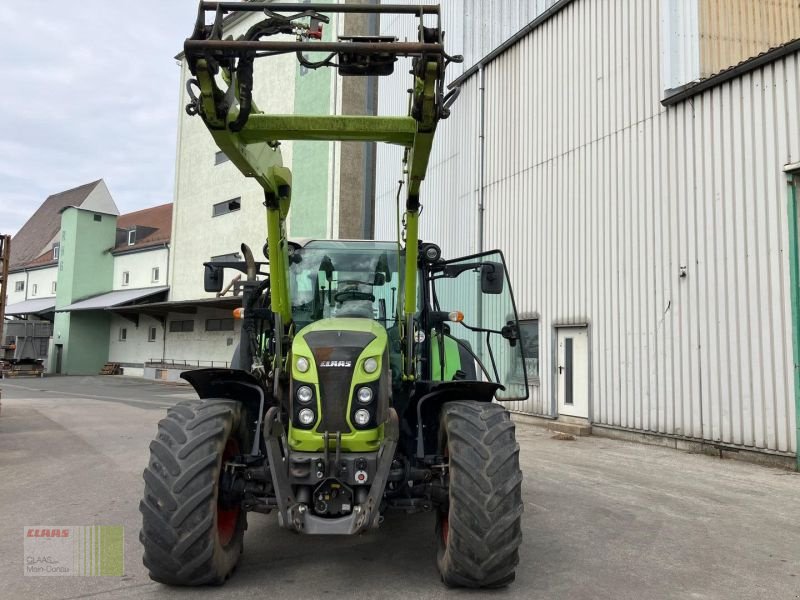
[184,1,460,376]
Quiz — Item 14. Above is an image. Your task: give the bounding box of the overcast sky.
[0,1,200,235]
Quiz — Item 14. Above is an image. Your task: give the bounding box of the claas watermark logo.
[24,526,124,576]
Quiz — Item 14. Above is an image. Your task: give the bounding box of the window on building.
[206,318,235,332]
[51,281,57,294]
[93,214,102,222]
[148,327,157,342]
[212,197,241,217]
[214,150,229,165]
[518,319,540,381]
[128,229,136,245]
[122,271,130,286]
[14,281,24,292]
[52,243,60,260]
[31,283,38,296]
[119,328,127,341]
[168,320,195,333]
[152,267,160,282]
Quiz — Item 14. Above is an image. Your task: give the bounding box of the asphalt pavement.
[0,376,798,600]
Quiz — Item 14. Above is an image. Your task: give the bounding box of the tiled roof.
[114,203,173,252]
[9,179,101,270]
[25,249,58,269]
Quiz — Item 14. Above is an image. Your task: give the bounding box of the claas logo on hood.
[319,360,352,368]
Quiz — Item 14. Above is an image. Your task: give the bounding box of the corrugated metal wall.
[375,0,798,455]
[699,0,800,79]
[375,0,561,253]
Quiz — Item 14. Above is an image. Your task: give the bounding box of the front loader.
[140,2,529,588]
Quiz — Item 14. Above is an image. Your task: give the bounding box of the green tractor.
[140,2,528,588]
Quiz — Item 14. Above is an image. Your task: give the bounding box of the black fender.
[411,381,504,459]
[181,368,272,452]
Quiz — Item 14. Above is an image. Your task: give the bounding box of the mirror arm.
[458,321,503,336]
[431,262,486,279]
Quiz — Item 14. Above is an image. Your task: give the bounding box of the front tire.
[140,399,248,585]
[436,401,523,588]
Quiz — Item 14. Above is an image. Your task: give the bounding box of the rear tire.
[436,401,523,588]
[140,399,247,585]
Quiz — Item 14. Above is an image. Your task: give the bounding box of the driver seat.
[335,300,374,318]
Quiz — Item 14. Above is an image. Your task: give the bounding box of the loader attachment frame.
[184,1,461,377]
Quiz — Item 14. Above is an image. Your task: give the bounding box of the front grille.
[305,330,375,434]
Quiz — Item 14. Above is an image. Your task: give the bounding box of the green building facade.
[51,208,116,375]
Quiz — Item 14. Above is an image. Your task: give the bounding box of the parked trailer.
[1,320,52,378]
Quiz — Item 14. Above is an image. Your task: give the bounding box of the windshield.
[289,241,401,330]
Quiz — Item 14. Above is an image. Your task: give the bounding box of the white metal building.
[375,0,800,465]
[3,182,173,375]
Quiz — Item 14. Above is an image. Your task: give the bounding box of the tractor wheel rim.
[217,436,240,546]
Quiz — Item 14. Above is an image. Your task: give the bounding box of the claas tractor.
[140,2,529,589]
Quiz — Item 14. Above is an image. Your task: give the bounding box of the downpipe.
[478,65,485,254]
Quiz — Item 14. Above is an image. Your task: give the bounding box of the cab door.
[428,250,528,401]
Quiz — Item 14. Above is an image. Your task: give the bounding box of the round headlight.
[296,385,313,404]
[357,387,373,404]
[363,357,378,374]
[298,408,315,426]
[296,356,310,373]
[354,409,370,426]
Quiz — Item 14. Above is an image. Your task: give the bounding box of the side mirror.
[501,321,519,347]
[480,262,504,295]
[319,256,334,282]
[375,253,392,283]
[204,264,223,293]
[374,272,386,286]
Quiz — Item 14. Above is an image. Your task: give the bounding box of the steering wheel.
[334,290,375,303]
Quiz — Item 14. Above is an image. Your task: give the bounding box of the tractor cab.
[289,240,402,330]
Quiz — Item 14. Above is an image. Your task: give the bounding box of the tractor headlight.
[296,356,310,373]
[298,408,316,426]
[356,387,373,404]
[363,357,379,374]
[296,385,313,404]
[354,409,370,426]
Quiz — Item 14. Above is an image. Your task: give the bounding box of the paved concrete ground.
[0,376,798,600]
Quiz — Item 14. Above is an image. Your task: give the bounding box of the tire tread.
[438,401,523,589]
[140,399,244,586]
